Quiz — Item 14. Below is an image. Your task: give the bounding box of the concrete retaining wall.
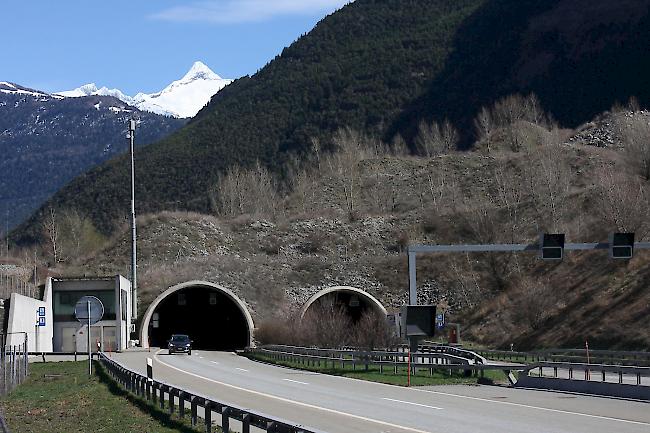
[515,375,650,400]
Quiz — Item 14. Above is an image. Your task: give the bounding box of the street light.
[128,119,138,326]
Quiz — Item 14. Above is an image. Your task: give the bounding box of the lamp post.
[128,119,138,325]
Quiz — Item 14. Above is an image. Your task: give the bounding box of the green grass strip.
[0,361,211,433]
[248,353,507,386]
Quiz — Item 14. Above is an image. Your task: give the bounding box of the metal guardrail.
[99,353,325,433]
[476,348,650,366]
[1,333,29,396]
[523,362,650,386]
[251,345,522,377]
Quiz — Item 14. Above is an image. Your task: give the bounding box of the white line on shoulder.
[382,398,443,410]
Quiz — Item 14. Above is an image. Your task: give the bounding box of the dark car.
[168,334,192,355]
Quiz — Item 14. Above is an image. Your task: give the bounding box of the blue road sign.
[38,317,46,327]
[38,307,45,317]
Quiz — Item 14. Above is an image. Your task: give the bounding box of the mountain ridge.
[12,0,650,245]
[56,61,233,118]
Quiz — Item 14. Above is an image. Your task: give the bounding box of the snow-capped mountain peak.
[56,62,232,118]
[182,61,223,82]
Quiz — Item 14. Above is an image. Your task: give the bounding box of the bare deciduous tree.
[523,145,573,232]
[211,162,280,218]
[474,93,555,152]
[512,277,556,330]
[622,116,650,180]
[474,106,494,152]
[43,207,60,264]
[424,159,460,212]
[415,119,458,157]
[325,127,375,215]
[598,166,649,237]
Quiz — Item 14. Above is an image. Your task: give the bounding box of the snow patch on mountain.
[56,62,232,118]
[0,82,63,99]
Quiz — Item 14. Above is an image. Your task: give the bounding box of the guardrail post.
[179,391,186,418]
[222,407,231,432]
[169,388,176,414]
[146,379,151,401]
[242,413,251,433]
[160,385,166,410]
[152,383,158,405]
[204,400,212,433]
[191,396,198,426]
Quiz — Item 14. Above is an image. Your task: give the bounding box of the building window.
[53,289,116,321]
[178,293,186,306]
[209,292,217,305]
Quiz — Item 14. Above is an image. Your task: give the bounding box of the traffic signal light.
[540,233,565,260]
[609,233,634,259]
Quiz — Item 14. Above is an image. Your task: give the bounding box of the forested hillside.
[13,0,650,244]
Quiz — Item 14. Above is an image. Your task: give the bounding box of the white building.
[6,275,132,352]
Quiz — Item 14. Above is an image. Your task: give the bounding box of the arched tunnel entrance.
[141,281,254,351]
[300,286,388,322]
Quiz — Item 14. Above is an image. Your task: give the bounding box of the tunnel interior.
[148,286,249,351]
[305,291,378,323]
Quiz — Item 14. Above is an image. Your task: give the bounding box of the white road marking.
[236,367,249,372]
[154,350,649,428]
[283,379,310,385]
[413,388,650,426]
[286,361,650,427]
[382,398,443,410]
[210,361,219,365]
[153,352,430,433]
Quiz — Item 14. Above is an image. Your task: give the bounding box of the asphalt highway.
[113,350,650,433]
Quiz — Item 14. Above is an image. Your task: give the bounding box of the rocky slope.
[63,112,650,350]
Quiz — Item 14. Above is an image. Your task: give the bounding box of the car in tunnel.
[168,334,192,355]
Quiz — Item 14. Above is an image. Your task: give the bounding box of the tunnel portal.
[300,286,388,323]
[142,282,253,351]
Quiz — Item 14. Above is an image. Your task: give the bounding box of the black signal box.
[610,233,634,259]
[540,233,565,260]
[401,305,436,337]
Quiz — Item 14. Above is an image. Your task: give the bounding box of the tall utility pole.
[128,119,138,324]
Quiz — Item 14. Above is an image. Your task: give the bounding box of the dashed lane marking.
[283,379,310,385]
[153,351,431,433]
[382,398,443,410]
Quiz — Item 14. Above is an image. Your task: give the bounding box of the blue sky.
[2,0,350,95]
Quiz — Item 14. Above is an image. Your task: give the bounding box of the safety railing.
[0,333,29,396]
[99,353,325,433]
[476,348,650,366]
[523,362,650,386]
[250,345,522,377]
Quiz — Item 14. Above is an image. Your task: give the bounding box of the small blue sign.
[38,307,46,317]
[38,317,46,327]
[436,313,445,330]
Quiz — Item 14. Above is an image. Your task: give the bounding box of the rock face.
[570,110,650,149]
[0,84,185,231]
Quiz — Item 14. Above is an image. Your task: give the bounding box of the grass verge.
[247,353,508,386]
[0,361,209,433]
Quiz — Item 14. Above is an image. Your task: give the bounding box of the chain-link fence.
[0,333,29,396]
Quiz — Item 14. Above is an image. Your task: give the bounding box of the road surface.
[112,349,650,433]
